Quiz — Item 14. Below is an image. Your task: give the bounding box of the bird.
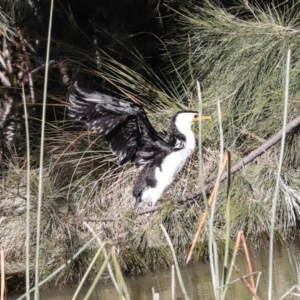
[68,83,210,207]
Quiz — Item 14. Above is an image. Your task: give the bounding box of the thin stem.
[72,243,107,300]
[22,84,31,300]
[222,153,232,299]
[83,252,111,300]
[34,1,54,299]
[208,100,224,299]
[83,222,122,296]
[197,81,209,216]
[160,224,190,300]
[171,264,175,300]
[268,48,291,300]
[0,249,5,300]
[111,248,131,300]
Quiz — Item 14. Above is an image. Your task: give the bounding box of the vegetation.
[1,0,300,299]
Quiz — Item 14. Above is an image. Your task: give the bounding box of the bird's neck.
[175,126,196,152]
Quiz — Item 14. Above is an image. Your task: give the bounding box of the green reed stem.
[22,84,31,300]
[268,48,290,300]
[161,224,190,300]
[34,1,54,299]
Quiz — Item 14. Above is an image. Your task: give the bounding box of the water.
[10,242,300,300]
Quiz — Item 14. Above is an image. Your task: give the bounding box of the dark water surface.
[11,242,300,300]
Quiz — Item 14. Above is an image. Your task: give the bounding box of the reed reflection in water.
[11,242,300,300]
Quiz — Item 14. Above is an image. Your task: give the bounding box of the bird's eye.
[194,114,198,119]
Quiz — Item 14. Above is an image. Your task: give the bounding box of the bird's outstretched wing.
[69,83,173,165]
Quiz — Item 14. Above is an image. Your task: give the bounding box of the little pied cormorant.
[69,83,210,207]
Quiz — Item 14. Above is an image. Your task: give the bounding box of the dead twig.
[136,207,159,215]
[223,231,260,300]
[186,152,229,264]
[234,266,260,300]
[1,248,6,300]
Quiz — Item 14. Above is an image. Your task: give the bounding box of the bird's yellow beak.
[193,115,211,122]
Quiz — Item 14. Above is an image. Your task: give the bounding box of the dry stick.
[0,249,5,300]
[219,272,261,290]
[278,285,300,300]
[222,231,242,298]
[171,264,175,300]
[29,60,57,112]
[137,207,158,215]
[186,153,229,265]
[222,231,260,300]
[240,233,255,292]
[233,266,260,300]
[30,59,57,74]
[184,113,300,201]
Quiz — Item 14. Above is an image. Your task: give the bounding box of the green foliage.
[168,0,300,152]
[0,9,16,37]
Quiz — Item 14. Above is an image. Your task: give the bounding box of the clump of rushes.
[167,1,300,230]
[169,0,300,153]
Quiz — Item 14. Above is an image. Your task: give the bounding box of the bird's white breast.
[156,147,192,188]
[142,131,196,206]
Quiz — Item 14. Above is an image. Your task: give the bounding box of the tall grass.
[21,83,31,300]
[268,48,291,300]
[34,1,54,299]
[16,234,102,300]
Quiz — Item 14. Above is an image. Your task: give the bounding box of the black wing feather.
[105,117,140,164]
[69,83,172,165]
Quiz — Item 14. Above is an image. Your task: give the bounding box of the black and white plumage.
[69,83,210,207]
